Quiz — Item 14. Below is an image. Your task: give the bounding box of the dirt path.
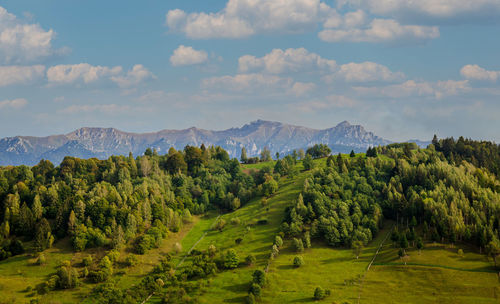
[357,226,393,304]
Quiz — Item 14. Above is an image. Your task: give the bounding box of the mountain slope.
[0,120,393,166]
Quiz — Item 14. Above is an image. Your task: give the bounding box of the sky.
[0,0,500,142]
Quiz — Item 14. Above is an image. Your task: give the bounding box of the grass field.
[261,226,392,304]
[359,240,500,304]
[1,157,499,304]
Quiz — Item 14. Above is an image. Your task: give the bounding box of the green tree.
[293,256,304,267]
[352,240,364,259]
[224,249,239,269]
[240,147,248,163]
[252,269,266,286]
[314,286,326,300]
[293,238,304,252]
[350,150,356,157]
[416,237,423,254]
[303,154,315,171]
[35,218,54,252]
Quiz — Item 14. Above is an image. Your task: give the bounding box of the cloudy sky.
[1,0,500,142]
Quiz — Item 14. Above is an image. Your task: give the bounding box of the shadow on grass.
[289,297,314,303]
[277,264,295,270]
[221,281,250,293]
[223,296,248,303]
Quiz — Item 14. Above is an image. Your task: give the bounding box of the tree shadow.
[289,297,314,303]
[223,295,248,303]
[221,282,250,293]
[277,264,295,270]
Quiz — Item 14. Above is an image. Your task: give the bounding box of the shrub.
[230,217,241,225]
[173,242,183,254]
[82,256,93,267]
[36,253,46,265]
[235,238,243,245]
[293,238,304,252]
[257,219,268,225]
[293,256,304,267]
[458,249,464,257]
[314,286,326,300]
[252,269,266,286]
[224,249,239,269]
[125,254,138,267]
[274,235,283,248]
[249,283,261,297]
[245,254,256,266]
[245,293,255,304]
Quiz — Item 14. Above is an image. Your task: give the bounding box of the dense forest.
[284,141,500,262]
[0,140,499,303]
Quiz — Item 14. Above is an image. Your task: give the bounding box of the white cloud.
[331,61,405,83]
[319,18,439,43]
[0,65,45,86]
[0,98,27,109]
[291,82,316,96]
[47,63,122,85]
[170,45,208,66]
[460,64,499,82]
[166,0,332,39]
[111,64,155,88]
[341,0,500,20]
[354,79,470,99]
[238,48,336,74]
[0,6,65,63]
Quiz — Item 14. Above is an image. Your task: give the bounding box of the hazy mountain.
[0,120,396,166]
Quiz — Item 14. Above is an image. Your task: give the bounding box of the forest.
[0,139,499,303]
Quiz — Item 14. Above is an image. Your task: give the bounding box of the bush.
[125,254,138,267]
[36,253,46,265]
[245,254,256,266]
[249,283,261,297]
[173,242,183,254]
[314,286,326,300]
[257,219,268,225]
[235,238,243,245]
[252,269,266,286]
[82,256,93,267]
[245,293,255,304]
[293,238,304,252]
[230,217,241,225]
[224,249,239,269]
[274,235,283,248]
[293,256,304,267]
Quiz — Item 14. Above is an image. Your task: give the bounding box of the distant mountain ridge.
[0,120,408,166]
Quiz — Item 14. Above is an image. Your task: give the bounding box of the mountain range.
[0,120,427,166]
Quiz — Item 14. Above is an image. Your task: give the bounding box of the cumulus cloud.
[0,65,45,86]
[341,0,500,21]
[166,0,332,39]
[330,62,405,83]
[354,79,470,99]
[170,45,208,66]
[0,98,27,109]
[47,63,122,85]
[238,48,336,74]
[0,6,66,63]
[460,64,499,82]
[319,18,439,43]
[111,64,156,88]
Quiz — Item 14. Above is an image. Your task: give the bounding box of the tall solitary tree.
[240,147,248,163]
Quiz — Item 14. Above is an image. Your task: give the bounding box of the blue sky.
[1,0,500,142]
